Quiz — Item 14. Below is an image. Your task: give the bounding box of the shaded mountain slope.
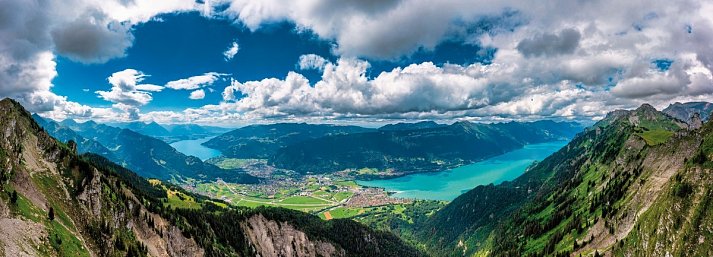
[32,114,114,159]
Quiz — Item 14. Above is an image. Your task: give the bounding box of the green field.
[333,191,354,202]
[639,129,674,145]
[321,207,366,219]
[281,196,331,205]
[150,179,202,209]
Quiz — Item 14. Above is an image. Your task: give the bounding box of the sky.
[1,0,712,126]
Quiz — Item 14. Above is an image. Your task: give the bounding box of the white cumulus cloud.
[96,69,163,119]
[165,72,227,90]
[223,41,240,61]
[298,54,330,70]
[189,89,206,100]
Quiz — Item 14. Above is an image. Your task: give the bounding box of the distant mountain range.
[272,120,584,176]
[33,116,257,183]
[109,121,232,142]
[203,123,374,158]
[663,101,713,123]
[378,121,447,131]
[204,120,585,176]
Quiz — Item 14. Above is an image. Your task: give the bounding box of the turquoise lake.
[170,137,222,161]
[356,141,569,201]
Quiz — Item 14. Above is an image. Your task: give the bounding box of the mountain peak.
[0,98,41,130]
[61,118,79,126]
[0,97,27,113]
[636,103,657,112]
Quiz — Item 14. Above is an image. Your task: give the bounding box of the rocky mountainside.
[0,98,422,257]
[409,103,713,256]
[663,101,713,123]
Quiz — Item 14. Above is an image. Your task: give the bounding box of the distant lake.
[170,137,222,161]
[356,141,568,201]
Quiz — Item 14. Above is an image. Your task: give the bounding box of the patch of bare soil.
[0,218,47,257]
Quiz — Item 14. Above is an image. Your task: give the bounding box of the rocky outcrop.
[77,168,103,217]
[241,214,344,257]
[690,112,704,130]
[164,226,204,257]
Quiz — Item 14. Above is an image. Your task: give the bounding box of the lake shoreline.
[355,140,569,201]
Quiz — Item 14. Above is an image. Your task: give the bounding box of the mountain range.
[0,98,421,257]
[203,123,374,159]
[663,101,713,123]
[205,120,584,176]
[33,115,257,184]
[108,121,232,142]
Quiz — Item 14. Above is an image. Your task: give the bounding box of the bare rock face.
[689,112,703,130]
[164,225,205,257]
[241,214,344,257]
[77,168,103,217]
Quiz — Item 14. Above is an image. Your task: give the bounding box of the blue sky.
[52,11,495,113]
[1,0,712,125]
[52,14,333,111]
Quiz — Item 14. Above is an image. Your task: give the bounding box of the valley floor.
[177,158,416,220]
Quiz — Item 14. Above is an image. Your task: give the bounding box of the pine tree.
[48,206,55,221]
[10,190,17,204]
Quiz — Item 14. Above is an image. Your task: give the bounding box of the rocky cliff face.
[240,214,344,257]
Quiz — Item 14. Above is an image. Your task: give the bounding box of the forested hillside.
[271,120,582,175]
[203,123,374,158]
